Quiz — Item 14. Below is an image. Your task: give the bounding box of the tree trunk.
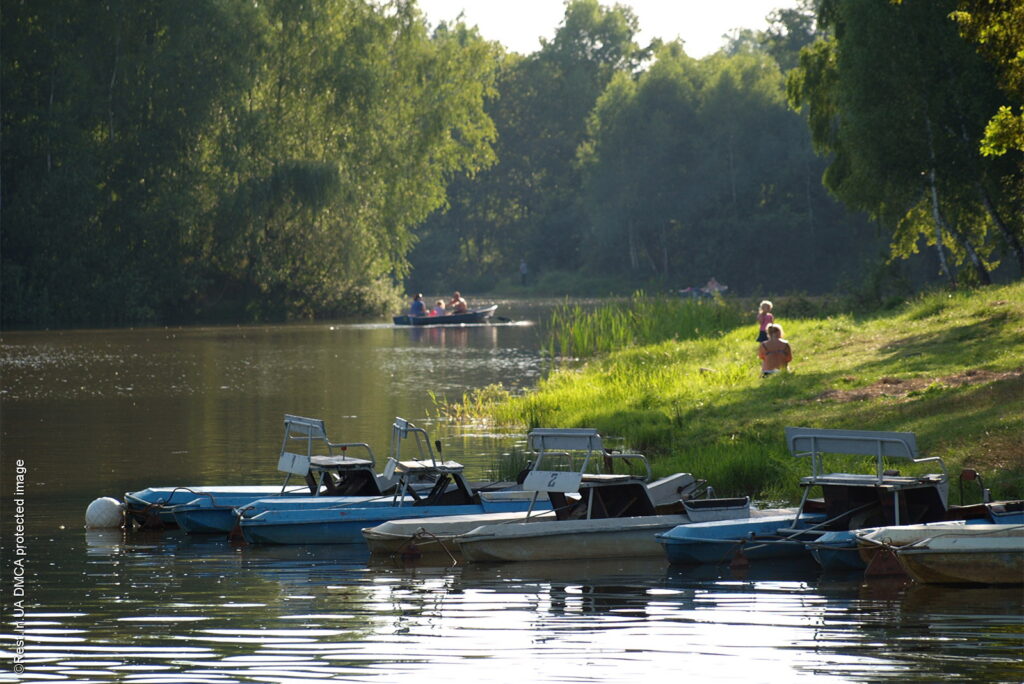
[108,11,121,142]
[923,115,957,287]
[926,168,957,287]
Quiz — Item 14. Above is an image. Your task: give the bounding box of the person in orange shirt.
[758,323,792,377]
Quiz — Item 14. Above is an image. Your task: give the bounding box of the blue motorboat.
[237,417,546,545]
[238,490,543,545]
[657,513,829,565]
[125,414,392,531]
[657,427,953,566]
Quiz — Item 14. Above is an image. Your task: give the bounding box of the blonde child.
[756,300,774,342]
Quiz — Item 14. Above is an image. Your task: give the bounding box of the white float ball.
[85,497,125,529]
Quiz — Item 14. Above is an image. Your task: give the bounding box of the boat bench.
[310,455,374,469]
[277,414,378,495]
[392,459,465,475]
[801,473,946,489]
[580,473,643,484]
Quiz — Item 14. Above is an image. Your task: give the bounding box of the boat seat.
[395,460,465,475]
[310,455,374,470]
[801,473,945,488]
[276,414,378,496]
[580,473,641,484]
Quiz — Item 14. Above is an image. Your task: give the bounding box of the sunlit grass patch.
[452,282,1024,502]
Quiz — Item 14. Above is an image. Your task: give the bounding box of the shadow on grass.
[574,372,1022,501]
[875,320,1010,373]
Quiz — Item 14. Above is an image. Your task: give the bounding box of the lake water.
[2,299,1022,682]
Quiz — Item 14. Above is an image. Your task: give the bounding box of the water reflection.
[3,526,1022,683]
[3,307,1023,683]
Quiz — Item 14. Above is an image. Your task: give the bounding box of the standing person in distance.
[756,300,774,342]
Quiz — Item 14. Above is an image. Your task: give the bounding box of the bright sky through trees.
[415,0,800,57]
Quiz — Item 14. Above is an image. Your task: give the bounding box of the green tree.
[951,0,1024,156]
[2,0,500,326]
[578,42,885,293]
[2,0,260,325]
[788,0,1021,284]
[406,0,650,291]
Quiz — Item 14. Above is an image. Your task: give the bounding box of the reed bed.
[545,292,746,358]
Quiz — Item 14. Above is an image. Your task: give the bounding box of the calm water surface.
[1,299,1022,682]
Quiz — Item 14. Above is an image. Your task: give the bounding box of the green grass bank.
[448,283,1024,504]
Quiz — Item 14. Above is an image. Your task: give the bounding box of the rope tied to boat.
[394,528,458,566]
[128,487,210,529]
[709,501,881,565]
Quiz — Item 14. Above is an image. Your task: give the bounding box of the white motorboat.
[421,428,771,563]
[862,523,1024,585]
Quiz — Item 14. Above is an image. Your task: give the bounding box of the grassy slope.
[475,283,1024,503]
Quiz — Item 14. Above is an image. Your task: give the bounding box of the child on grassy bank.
[757,300,774,342]
[759,323,792,376]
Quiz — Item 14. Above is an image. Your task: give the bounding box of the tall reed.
[546,292,746,359]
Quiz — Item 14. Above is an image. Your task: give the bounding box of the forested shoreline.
[3,0,1021,328]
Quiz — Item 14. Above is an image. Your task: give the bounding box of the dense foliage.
[409,0,1021,298]
[2,0,498,326]
[3,0,1021,328]
[787,0,1023,286]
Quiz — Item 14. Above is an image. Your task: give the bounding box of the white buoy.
[85,497,125,529]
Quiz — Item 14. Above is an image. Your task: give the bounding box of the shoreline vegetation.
[441,283,1024,504]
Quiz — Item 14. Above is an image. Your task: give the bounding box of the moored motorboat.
[393,304,497,326]
[809,500,1024,572]
[123,414,389,530]
[400,428,775,564]
[237,418,544,545]
[363,509,558,558]
[362,470,712,559]
[889,525,1024,585]
[657,427,952,566]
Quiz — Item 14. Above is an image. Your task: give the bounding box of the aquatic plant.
[545,291,746,359]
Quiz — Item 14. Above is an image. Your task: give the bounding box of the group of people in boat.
[409,291,469,317]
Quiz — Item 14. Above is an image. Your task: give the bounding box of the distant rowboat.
[393,304,497,326]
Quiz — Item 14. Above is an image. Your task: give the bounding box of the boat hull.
[240,497,540,545]
[363,509,557,556]
[454,506,786,563]
[656,514,825,565]
[457,515,694,563]
[173,494,399,534]
[124,485,307,528]
[808,531,864,571]
[896,532,1024,585]
[810,504,1024,572]
[393,305,497,326]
